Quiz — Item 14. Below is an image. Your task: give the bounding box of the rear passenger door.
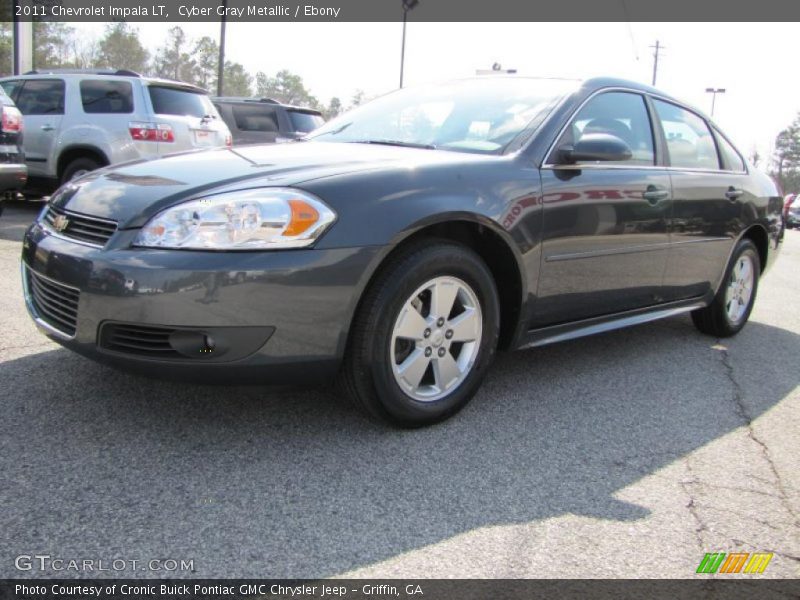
[652,99,749,301]
[10,79,65,177]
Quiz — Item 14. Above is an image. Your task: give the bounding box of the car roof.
[3,70,208,94]
[212,96,322,114]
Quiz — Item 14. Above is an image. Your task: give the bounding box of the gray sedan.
[21,77,783,426]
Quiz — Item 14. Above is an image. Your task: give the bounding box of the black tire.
[61,157,101,185]
[691,238,760,337]
[340,239,500,428]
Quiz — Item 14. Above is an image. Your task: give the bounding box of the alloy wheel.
[390,276,482,402]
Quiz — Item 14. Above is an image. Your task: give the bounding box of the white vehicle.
[0,69,231,194]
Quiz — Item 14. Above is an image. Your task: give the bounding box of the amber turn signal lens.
[283,199,320,236]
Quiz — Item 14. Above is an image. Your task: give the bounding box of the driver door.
[532,91,672,326]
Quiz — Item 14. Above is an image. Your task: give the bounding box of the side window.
[553,91,656,165]
[0,80,23,102]
[232,104,279,132]
[80,80,133,114]
[14,79,65,116]
[653,100,720,170]
[714,129,746,172]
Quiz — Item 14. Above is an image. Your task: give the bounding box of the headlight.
[133,188,336,250]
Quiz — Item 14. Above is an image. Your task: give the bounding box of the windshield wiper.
[347,139,437,150]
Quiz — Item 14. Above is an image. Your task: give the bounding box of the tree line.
[774,116,800,195]
[0,22,363,119]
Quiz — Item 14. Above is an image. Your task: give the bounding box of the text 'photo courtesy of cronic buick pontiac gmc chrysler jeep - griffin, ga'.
[21,77,783,427]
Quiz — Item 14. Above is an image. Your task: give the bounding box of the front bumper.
[22,221,383,383]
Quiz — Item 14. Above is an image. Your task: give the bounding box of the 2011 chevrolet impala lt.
[22,77,783,426]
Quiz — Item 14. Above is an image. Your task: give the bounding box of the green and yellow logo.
[696,552,773,574]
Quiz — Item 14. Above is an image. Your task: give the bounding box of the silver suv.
[0,69,231,194]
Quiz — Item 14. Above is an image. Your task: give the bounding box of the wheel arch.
[741,222,769,274]
[341,213,528,358]
[56,146,110,181]
[712,223,770,298]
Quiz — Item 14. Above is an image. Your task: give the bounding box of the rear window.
[80,80,133,114]
[148,86,215,118]
[714,128,745,172]
[288,110,323,133]
[231,104,278,132]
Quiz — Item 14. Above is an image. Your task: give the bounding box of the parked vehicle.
[0,69,231,195]
[783,193,797,227]
[21,77,782,427]
[785,195,800,229]
[0,85,27,217]
[212,97,324,145]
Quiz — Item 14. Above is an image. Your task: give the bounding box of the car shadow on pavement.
[1,316,797,578]
[0,200,43,243]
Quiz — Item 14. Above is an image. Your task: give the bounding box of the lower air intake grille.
[27,269,80,337]
[100,323,181,358]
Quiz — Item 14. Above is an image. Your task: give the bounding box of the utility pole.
[217,0,227,96]
[399,0,420,88]
[650,40,664,86]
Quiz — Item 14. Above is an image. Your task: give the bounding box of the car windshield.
[307,78,576,155]
[792,197,800,208]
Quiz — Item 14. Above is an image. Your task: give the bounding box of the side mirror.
[558,133,633,164]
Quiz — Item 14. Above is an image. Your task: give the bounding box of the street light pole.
[399,0,419,88]
[705,87,726,117]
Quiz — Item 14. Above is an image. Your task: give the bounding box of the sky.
[74,21,799,167]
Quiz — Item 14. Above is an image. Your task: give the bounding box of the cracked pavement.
[1,201,798,578]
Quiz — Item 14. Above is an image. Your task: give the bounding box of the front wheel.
[691,238,760,337]
[340,240,500,427]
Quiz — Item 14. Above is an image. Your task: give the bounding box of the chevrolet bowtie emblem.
[52,214,70,232]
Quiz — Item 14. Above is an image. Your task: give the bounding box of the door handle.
[40,124,55,132]
[725,187,743,201]
[643,188,670,204]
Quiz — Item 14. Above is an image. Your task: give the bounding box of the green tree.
[255,69,318,107]
[152,26,195,83]
[772,115,800,193]
[323,96,342,120]
[97,23,148,73]
[33,22,76,69]
[0,22,11,76]
[222,61,252,96]
[349,89,366,109]
[192,35,218,91]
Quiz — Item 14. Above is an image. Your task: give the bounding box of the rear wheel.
[691,238,760,337]
[341,240,500,427]
[61,157,101,185]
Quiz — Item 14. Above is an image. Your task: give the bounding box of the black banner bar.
[2,580,800,600]
[6,0,800,22]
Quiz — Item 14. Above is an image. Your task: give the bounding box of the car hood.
[53,142,489,228]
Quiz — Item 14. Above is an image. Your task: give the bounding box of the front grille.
[27,269,80,337]
[43,205,117,247]
[100,323,181,358]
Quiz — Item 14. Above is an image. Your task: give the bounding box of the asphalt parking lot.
[1,199,798,579]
